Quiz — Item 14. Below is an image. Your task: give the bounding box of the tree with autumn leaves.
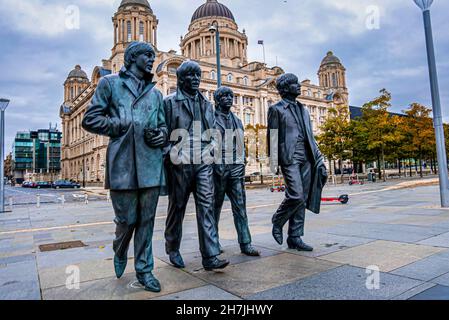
[318,89,441,180]
[316,104,352,181]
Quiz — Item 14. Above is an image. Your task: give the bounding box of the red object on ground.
[321,195,349,204]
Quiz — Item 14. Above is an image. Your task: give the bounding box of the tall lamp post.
[0,98,11,213]
[209,21,222,88]
[414,0,449,207]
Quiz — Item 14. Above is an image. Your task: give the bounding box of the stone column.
[154,26,157,47]
[240,96,244,120]
[254,98,260,126]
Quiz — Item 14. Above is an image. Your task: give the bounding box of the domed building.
[60,0,349,185]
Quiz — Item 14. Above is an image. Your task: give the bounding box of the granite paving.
[2,181,449,300]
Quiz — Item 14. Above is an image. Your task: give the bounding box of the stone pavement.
[1,178,449,300]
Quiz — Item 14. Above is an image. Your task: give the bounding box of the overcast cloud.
[1,0,449,152]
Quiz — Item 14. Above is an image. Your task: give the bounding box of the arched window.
[243,76,249,86]
[167,64,178,74]
[227,73,233,82]
[127,21,132,42]
[139,21,144,42]
[210,70,216,80]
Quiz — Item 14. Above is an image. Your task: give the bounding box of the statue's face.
[217,91,234,112]
[181,70,201,94]
[284,80,301,98]
[134,51,155,75]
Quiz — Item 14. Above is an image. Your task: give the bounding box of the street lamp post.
[209,21,222,88]
[414,0,449,207]
[0,98,11,213]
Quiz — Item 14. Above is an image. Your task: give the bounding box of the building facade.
[60,0,349,184]
[12,128,62,183]
[3,153,13,183]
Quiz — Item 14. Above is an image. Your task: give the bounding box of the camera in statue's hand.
[144,126,165,148]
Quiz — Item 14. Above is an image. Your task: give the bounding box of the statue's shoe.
[287,238,314,252]
[137,273,161,293]
[169,251,185,269]
[272,224,283,245]
[240,244,260,257]
[203,257,230,271]
[114,255,128,279]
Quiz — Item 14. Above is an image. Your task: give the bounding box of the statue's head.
[124,41,156,76]
[214,86,234,113]
[177,60,202,95]
[276,73,301,100]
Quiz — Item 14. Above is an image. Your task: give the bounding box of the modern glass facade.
[12,129,62,181]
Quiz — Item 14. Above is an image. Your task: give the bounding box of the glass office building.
[12,129,62,183]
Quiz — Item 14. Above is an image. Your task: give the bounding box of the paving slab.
[418,231,449,248]
[247,266,423,300]
[388,215,449,227]
[319,240,444,272]
[189,253,340,298]
[160,245,280,273]
[321,222,448,243]
[252,231,376,258]
[391,250,449,281]
[153,285,242,300]
[409,285,449,300]
[430,272,449,286]
[393,283,437,300]
[38,256,157,290]
[0,253,35,265]
[0,260,41,300]
[42,262,206,300]
[287,232,376,258]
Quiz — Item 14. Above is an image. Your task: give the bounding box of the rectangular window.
[245,114,251,125]
[127,21,132,42]
[139,22,144,41]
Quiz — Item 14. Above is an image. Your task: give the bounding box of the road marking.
[0,203,279,236]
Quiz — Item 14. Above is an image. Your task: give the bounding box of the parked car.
[22,181,32,188]
[52,180,81,189]
[34,181,52,189]
[28,182,38,188]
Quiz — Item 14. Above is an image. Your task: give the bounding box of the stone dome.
[321,51,342,66]
[67,65,88,79]
[119,0,152,11]
[191,0,235,23]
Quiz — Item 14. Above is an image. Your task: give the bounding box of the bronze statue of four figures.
[82,42,327,293]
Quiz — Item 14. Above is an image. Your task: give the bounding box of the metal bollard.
[36,194,41,208]
[9,197,13,212]
[106,191,111,203]
[84,193,89,205]
[61,194,65,206]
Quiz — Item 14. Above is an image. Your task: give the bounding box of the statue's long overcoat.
[267,100,328,214]
[82,68,167,191]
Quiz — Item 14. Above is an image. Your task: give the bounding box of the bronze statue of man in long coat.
[268,73,328,252]
[82,42,166,292]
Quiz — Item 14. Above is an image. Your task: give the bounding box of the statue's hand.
[145,128,165,148]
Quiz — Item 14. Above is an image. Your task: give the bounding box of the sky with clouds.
[1,0,449,153]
